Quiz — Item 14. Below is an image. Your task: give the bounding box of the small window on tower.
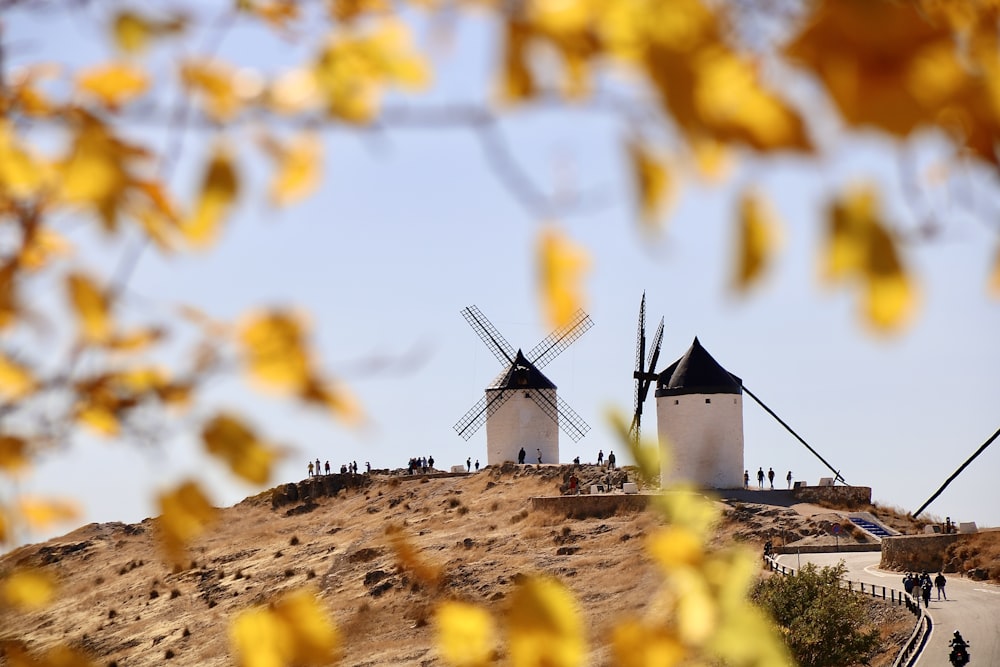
[705,398,711,404]
[674,399,679,405]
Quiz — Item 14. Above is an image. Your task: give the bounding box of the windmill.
[454,305,593,466]
[635,292,850,489]
[630,292,664,445]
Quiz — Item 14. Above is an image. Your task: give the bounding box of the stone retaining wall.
[880,533,965,573]
[531,494,651,519]
[774,543,882,555]
[790,484,872,508]
[271,474,372,509]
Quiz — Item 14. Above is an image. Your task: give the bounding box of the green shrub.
[751,562,879,667]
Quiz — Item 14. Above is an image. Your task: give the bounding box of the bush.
[751,562,879,667]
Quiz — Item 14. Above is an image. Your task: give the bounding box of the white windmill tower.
[454,306,593,465]
[630,295,744,489]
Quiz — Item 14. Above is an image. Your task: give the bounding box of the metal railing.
[763,556,931,667]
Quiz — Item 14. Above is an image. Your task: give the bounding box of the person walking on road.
[767,468,775,489]
[744,470,749,489]
[757,467,765,489]
[935,572,947,601]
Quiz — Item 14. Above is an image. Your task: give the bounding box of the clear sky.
[6,4,1000,548]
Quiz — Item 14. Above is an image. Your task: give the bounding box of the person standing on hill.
[324,461,331,475]
[597,449,604,466]
[767,467,775,489]
[308,461,314,477]
[607,451,616,470]
[475,459,480,471]
[744,470,750,489]
[518,447,525,464]
[536,448,542,464]
[466,457,471,472]
[757,467,765,488]
[786,470,793,489]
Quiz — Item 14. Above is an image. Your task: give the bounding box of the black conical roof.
[487,349,556,390]
[655,337,741,396]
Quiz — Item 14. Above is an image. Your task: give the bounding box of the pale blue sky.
[5,3,999,547]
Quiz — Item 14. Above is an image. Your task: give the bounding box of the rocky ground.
[2,464,916,666]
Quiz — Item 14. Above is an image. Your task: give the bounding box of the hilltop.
[1,465,915,666]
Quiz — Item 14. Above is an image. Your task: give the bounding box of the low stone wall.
[880,533,965,572]
[531,494,651,519]
[271,474,372,510]
[774,543,882,555]
[791,485,872,508]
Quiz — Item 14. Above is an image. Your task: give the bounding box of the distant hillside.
[1,465,913,666]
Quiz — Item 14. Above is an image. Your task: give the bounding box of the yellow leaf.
[76,403,120,437]
[113,11,153,53]
[507,576,584,667]
[0,121,48,200]
[823,187,918,332]
[18,497,80,528]
[387,524,441,584]
[0,436,30,472]
[157,480,217,562]
[238,309,312,392]
[105,327,164,353]
[20,228,74,272]
[242,0,302,29]
[611,620,685,667]
[59,115,150,231]
[260,132,323,205]
[182,145,239,248]
[499,20,536,103]
[267,69,320,115]
[785,0,954,136]
[76,62,149,110]
[300,376,364,424]
[2,569,56,610]
[627,139,672,229]
[311,20,429,123]
[823,187,874,283]
[863,222,918,331]
[691,136,732,181]
[732,189,781,292]
[0,354,37,400]
[537,226,590,330]
[693,47,810,151]
[202,413,280,485]
[66,272,112,343]
[112,10,186,54]
[180,60,248,122]
[230,588,340,667]
[647,526,703,569]
[435,601,495,667]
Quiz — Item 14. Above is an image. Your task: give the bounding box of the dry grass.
[943,531,1000,581]
[0,466,913,666]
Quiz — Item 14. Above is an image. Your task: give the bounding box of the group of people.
[902,571,948,607]
[596,449,617,469]
[516,447,544,464]
[408,456,435,474]
[744,467,793,490]
[308,459,369,477]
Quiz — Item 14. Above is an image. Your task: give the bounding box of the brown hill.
[1,465,913,666]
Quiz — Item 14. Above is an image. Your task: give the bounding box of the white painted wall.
[656,392,744,488]
[485,389,559,465]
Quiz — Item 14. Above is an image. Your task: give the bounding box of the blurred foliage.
[751,562,880,667]
[2,0,999,664]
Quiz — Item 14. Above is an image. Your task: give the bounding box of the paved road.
[774,552,1000,666]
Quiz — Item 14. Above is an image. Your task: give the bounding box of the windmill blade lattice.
[461,305,516,365]
[524,391,591,442]
[526,309,593,368]
[453,390,517,440]
[630,293,663,443]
